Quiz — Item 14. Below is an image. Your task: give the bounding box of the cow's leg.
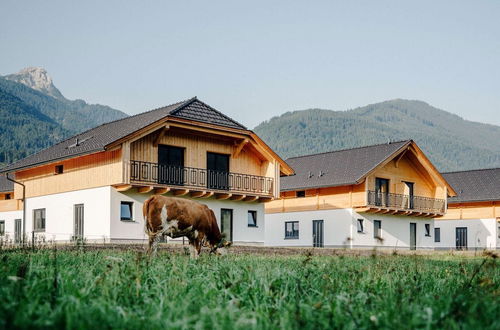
[147,232,160,256]
[194,238,202,257]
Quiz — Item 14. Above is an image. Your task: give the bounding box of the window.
[247,210,257,227]
[357,219,364,233]
[296,191,305,198]
[55,165,64,174]
[0,220,5,235]
[434,228,441,242]
[33,209,46,232]
[374,220,382,238]
[120,202,133,221]
[425,224,431,237]
[5,193,11,200]
[285,221,299,239]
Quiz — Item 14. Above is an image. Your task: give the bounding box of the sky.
[1,0,499,128]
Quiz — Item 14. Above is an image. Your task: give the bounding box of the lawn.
[0,248,498,329]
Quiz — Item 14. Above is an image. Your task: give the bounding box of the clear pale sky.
[1,0,499,128]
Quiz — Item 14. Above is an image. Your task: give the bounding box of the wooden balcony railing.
[130,160,274,196]
[367,190,445,214]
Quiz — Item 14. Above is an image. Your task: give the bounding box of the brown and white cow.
[143,195,229,258]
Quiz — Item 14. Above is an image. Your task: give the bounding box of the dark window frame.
[55,165,64,175]
[33,208,46,232]
[425,223,431,237]
[373,220,382,239]
[247,210,257,227]
[120,201,134,221]
[357,219,364,233]
[434,228,441,242]
[296,191,306,198]
[5,193,11,200]
[0,220,5,236]
[285,221,299,239]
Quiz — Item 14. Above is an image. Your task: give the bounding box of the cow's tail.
[143,195,156,234]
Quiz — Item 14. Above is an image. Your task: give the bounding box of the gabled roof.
[281,140,411,191]
[0,97,247,173]
[442,168,500,203]
[0,175,13,192]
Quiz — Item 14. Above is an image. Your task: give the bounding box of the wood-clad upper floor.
[437,201,500,220]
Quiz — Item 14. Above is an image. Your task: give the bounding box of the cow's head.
[210,239,232,255]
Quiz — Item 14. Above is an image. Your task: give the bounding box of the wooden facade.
[438,201,500,220]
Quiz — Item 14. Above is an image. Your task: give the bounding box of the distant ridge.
[254,99,500,172]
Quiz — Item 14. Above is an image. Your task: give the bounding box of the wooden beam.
[216,193,232,200]
[230,194,246,201]
[232,139,249,158]
[173,188,189,196]
[394,148,408,168]
[244,195,258,202]
[114,184,132,192]
[154,187,170,195]
[190,190,206,198]
[153,125,170,147]
[258,196,274,203]
[200,192,214,198]
[137,186,154,193]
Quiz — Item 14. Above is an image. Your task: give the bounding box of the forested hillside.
[254,99,500,171]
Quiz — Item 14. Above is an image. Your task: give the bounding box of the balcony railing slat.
[367,190,445,214]
[130,160,273,196]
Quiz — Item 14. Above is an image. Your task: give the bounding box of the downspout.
[6,173,26,246]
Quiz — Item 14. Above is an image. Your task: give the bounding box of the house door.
[312,220,324,247]
[456,227,468,250]
[410,223,417,250]
[221,209,233,242]
[375,178,389,207]
[73,204,84,240]
[14,219,22,244]
[207,152,230,190]
[158,145,185,185]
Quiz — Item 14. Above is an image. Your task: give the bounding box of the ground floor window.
[285,221,299,239]
[373,220,382,238]
[0,220,4,235]
[357,219,364,233]
[247,210,257,227]
[33,209,46,232]
[120,202,133,221]
[434,228,441,242]
[425,224,431,237]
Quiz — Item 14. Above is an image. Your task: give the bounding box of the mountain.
[0,67,128,167]
[254,99,500,172]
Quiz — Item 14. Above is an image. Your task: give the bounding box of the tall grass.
[0,249,498,329]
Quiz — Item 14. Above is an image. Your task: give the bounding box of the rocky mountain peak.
[4,67,65,100]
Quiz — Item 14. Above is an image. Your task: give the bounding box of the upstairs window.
[5,193,11,200]
[247,210,257,227]
[55,165,64,174]
[33,209,46,232]
[425,224,431,237]
[285,221,299,239]
[296,191,306,198]
[120,202,133,221]
[434,228,441,242]
[0,220,5,236]
[357,219,364,233]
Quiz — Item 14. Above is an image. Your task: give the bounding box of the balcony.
[128,160,274,199]
[365,190,446,216]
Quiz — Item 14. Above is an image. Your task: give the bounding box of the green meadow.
[0,249,498,329]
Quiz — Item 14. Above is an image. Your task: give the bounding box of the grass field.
[0,248,498,329]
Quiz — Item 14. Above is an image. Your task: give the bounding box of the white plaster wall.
[434,218,498,250]
[24,187,112,242]
[112,189,265,244]
[265,209,435,249]
[0,210,23,241]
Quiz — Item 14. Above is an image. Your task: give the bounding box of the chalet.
[265,140,456,249]
[435,168,499,250]
[0,97,293,245]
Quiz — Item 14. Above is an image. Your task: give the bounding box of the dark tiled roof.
[0,175,14,192]
[0,97,247,173]
[442,168,500,203]
[281,140,411,191]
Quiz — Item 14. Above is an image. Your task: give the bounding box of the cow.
[143,195,229,258]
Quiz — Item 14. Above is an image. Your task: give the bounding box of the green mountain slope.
[0,89,70,164]
[254,99,500,171]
